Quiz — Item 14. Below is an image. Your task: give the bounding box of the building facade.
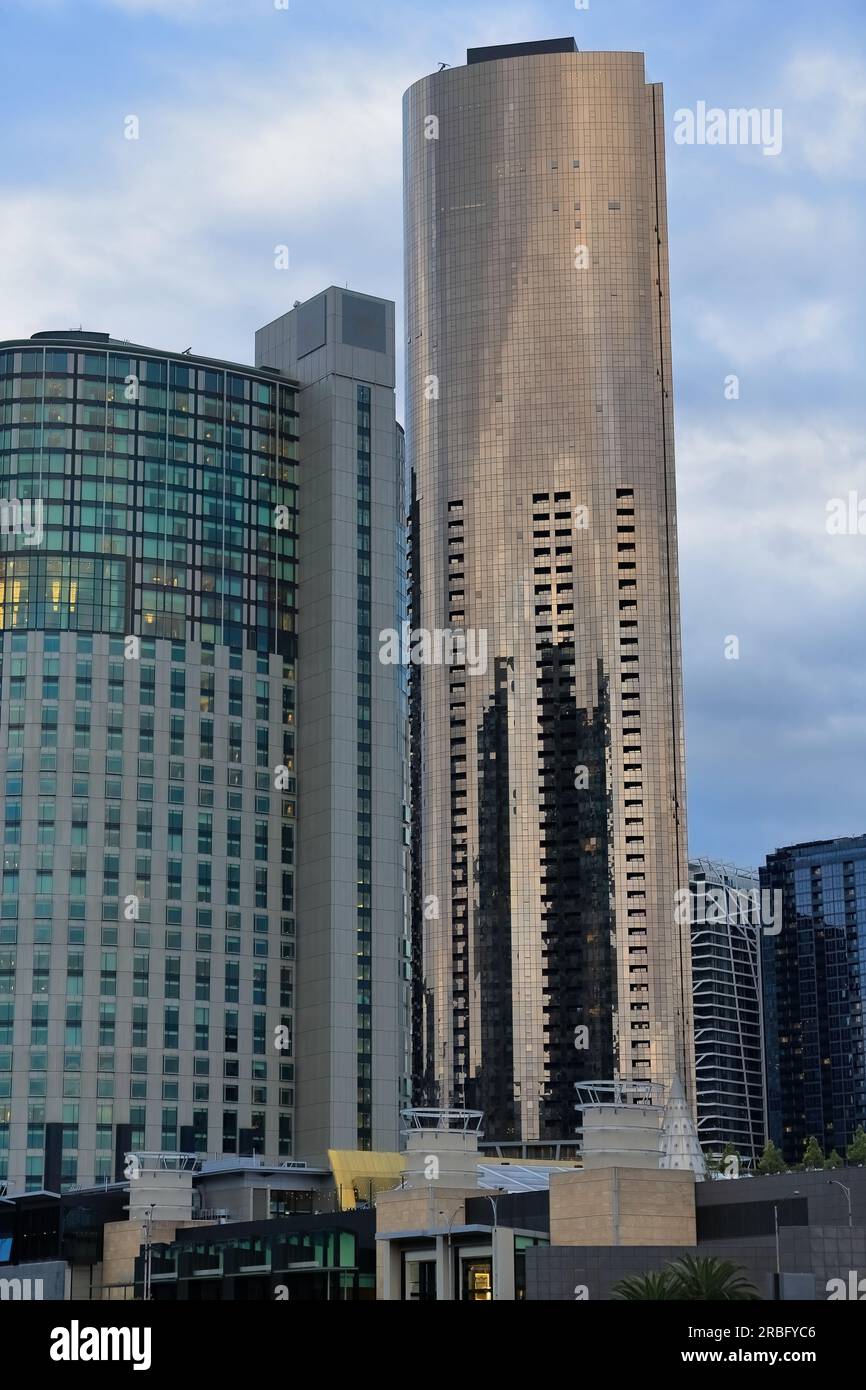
[761,836,866,1164]
[0,330,298,1190]
[256,288,410,1159]
[0,298,408,1192]
[404,40,692,1142]
[690,859,766,1164]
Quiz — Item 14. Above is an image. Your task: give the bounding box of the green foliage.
[665,1255,761,1301]
[611,1270,680,1301]
[718,1142,741,1176]
[757,1139,785,1175]
[802,1135,825,1170]
[847,1125,866,1165]
[825,1149,844,1170]
[612,1256,761,1302]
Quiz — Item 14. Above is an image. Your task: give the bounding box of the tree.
[665,1255,761,1302]
[611,1270,680,1301]
[802,1135,825,1170]
[757,1139,785,1175]
[718,1142,741,1177]
[825,1149,844,1170]
[847,1125,866,1166]
[612,1256,760,1302]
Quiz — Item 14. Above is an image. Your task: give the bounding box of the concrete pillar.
[435,1235,453,1300]
[492,1226,514,1301]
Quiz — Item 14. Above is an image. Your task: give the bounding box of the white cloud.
[679,414,866,855]
[678,417,866,630]
[783,51,866,179]
[690,298,847,368]
[0,50,405,356]
[0,0,539,359]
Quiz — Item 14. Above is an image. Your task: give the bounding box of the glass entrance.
[404,1256,437,1301]
[461,1258,492,1301]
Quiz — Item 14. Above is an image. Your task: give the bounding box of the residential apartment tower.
[404,40,693,1142]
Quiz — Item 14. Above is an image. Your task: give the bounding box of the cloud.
[0,49,405,358]
[679,418,866,599]
[690,299,846,368]
[0,0,538,363]
[679,416,866,859]
[783,51,866,180]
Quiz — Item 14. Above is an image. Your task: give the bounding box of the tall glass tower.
[690,859,766,1164]
[404,40,693,1142]
[0,331,298,1190]
[762,837,866,1163]
[0,303,410,1190]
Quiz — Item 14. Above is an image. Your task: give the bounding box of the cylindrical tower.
[404,41,693,1143]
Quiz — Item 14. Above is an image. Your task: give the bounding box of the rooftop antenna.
[182,347,192,355]
[438,62,450,71]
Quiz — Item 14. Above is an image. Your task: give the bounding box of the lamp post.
[773,1190,799,1298]
[826,1179,853,1229]
[142,1203,154,1302]
[439,1205,464,1301]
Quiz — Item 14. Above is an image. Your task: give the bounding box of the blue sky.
[1,0,864,866]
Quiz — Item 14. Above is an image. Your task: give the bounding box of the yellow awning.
[327,1150,403,1210]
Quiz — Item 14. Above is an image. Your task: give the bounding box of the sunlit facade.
[404,41,693,1141]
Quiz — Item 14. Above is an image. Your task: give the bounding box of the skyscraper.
[690,860,766,1164]
[0,329,298,1191]
[0,296,408,1194]
[404,40,693,1143]
[761,837,866,1164]
[256,288,410,1158]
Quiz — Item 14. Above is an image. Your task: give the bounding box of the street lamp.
[826,1179,853,1229]
[142,1203,155,1302]
[438,1205,464,1301]
[773,1190,799,1294]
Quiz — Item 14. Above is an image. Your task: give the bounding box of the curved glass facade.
[404,47,693,1141]
[0,332,299,1189]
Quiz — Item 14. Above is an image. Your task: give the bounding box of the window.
[164,958,181,999]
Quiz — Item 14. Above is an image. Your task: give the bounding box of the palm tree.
[612,1255,760,1301]
[611,1270,680,1301]
[665,1255,760,1301]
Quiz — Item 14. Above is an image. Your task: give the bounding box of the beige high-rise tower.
[404,39,694,1144]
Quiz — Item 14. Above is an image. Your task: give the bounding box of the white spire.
[659,1075,707,1179]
